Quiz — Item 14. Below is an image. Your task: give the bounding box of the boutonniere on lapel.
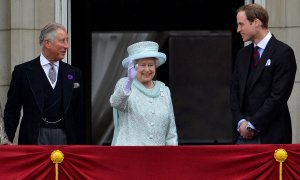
[265,59,271,66]
[67,73,80,88]
[67,74,74,80]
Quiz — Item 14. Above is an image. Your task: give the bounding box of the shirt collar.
[254,31,272,49]
[40,53,60,67]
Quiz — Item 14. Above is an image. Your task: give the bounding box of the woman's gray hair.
[39,22,67,46]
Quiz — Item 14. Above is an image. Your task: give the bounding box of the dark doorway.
[71,0,244,144]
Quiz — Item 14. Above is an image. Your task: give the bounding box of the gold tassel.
[274,148,288,180]
[51,150,64,180]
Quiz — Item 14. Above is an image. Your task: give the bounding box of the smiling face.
[136,58,157,88]
[236,11,257,43]
[43,28,69,62]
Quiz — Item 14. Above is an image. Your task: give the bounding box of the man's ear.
[43,39,51,48]
[254,18,262,27]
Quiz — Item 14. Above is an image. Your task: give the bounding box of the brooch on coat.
[160,88,164,97]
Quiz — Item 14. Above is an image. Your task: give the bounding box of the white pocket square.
[73,82,80,88]
[265,59,271,66]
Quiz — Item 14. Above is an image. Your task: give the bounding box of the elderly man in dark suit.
[4,23,85,145]
[230,4,297,144]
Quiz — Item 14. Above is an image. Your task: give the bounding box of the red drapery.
[1,144,300,180]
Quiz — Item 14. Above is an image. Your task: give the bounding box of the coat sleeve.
[230,51,245,129]
[109,78,130,111]
[165,87,178,145]
[4,65,23,142]
[73,67,86,144]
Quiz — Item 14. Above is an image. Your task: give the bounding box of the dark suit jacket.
[230,36,297,144]
[4,57,86,144]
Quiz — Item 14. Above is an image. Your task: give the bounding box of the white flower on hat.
[122,41,166,68]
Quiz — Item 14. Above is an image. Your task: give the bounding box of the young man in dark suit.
[230,4,297,144]
[4,23,86,145]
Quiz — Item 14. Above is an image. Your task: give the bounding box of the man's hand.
[239,121,256,139]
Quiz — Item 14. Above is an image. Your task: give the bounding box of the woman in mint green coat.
[110,41,178,146]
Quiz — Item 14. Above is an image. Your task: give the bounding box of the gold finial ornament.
[274,148,288,163]
[51,150,64,163]
[274,148,288,180]
[51,150,64,180]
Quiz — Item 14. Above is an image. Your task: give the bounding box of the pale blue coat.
[110,77,178,146]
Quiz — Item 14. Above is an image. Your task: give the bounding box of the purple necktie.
[253,46,260,66]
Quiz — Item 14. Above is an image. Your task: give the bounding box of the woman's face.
[136,58,156,85]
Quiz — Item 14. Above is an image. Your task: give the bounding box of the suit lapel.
[60,61,75,114]
[25,57,45,114]
[249,36,276,90]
